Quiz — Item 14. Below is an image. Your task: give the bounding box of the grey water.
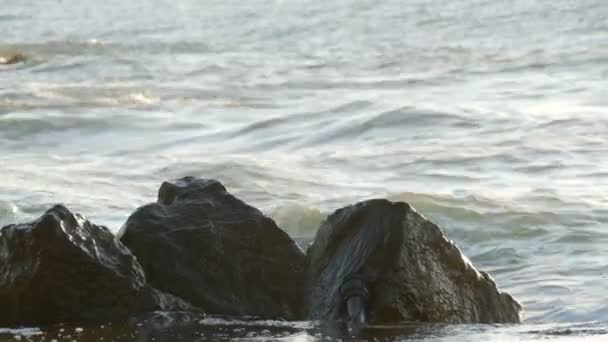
[1,0,607,340]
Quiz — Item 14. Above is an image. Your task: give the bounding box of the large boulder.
[118,177,306,320]
[306,199,521,327]
[0,204,185,326]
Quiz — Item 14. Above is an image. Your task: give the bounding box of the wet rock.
[0,205,181,326]
[119,177,306,320]
[306,199,521,326]
[0,53,26,65]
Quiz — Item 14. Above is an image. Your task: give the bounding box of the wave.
[269,205,323,238]
[0,40,211,59]
[0,84,160,118]
[28,85,159,108]
[0,200,19,227]
[0,111,122,141]
[222,104,481,151]
[0,52,27,65]
[261,189,591,245]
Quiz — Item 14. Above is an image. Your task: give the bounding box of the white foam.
[0,328,42,337]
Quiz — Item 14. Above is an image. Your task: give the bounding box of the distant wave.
[0,40,211,58]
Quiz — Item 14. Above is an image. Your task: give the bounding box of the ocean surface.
[1,0,607,340]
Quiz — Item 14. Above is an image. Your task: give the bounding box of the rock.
[306,199,521,327]
[0,204,183,326]
[119,177,306,320]
[0,53,26,65]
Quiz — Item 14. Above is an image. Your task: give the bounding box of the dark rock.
[119,177,306,320]
[306,199,521,326]
[0,204,184,326]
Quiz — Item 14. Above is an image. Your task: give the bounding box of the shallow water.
[1,0,608,340]
[1,317,608,342]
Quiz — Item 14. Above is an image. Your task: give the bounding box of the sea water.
[1,0,607,340]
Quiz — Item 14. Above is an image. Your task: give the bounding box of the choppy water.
[1,0,607,340]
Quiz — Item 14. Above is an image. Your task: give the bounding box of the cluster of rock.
[0,177,521,329]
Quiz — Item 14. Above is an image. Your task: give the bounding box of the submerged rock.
[0,205,186,326]
[119,177,306,320]
[306,199,521,326]
[0,52,26,65]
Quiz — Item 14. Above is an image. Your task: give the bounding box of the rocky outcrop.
[0,178,522,329]
[118,177,306,320]
[306,199,521,327]
[0,205,188,327]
